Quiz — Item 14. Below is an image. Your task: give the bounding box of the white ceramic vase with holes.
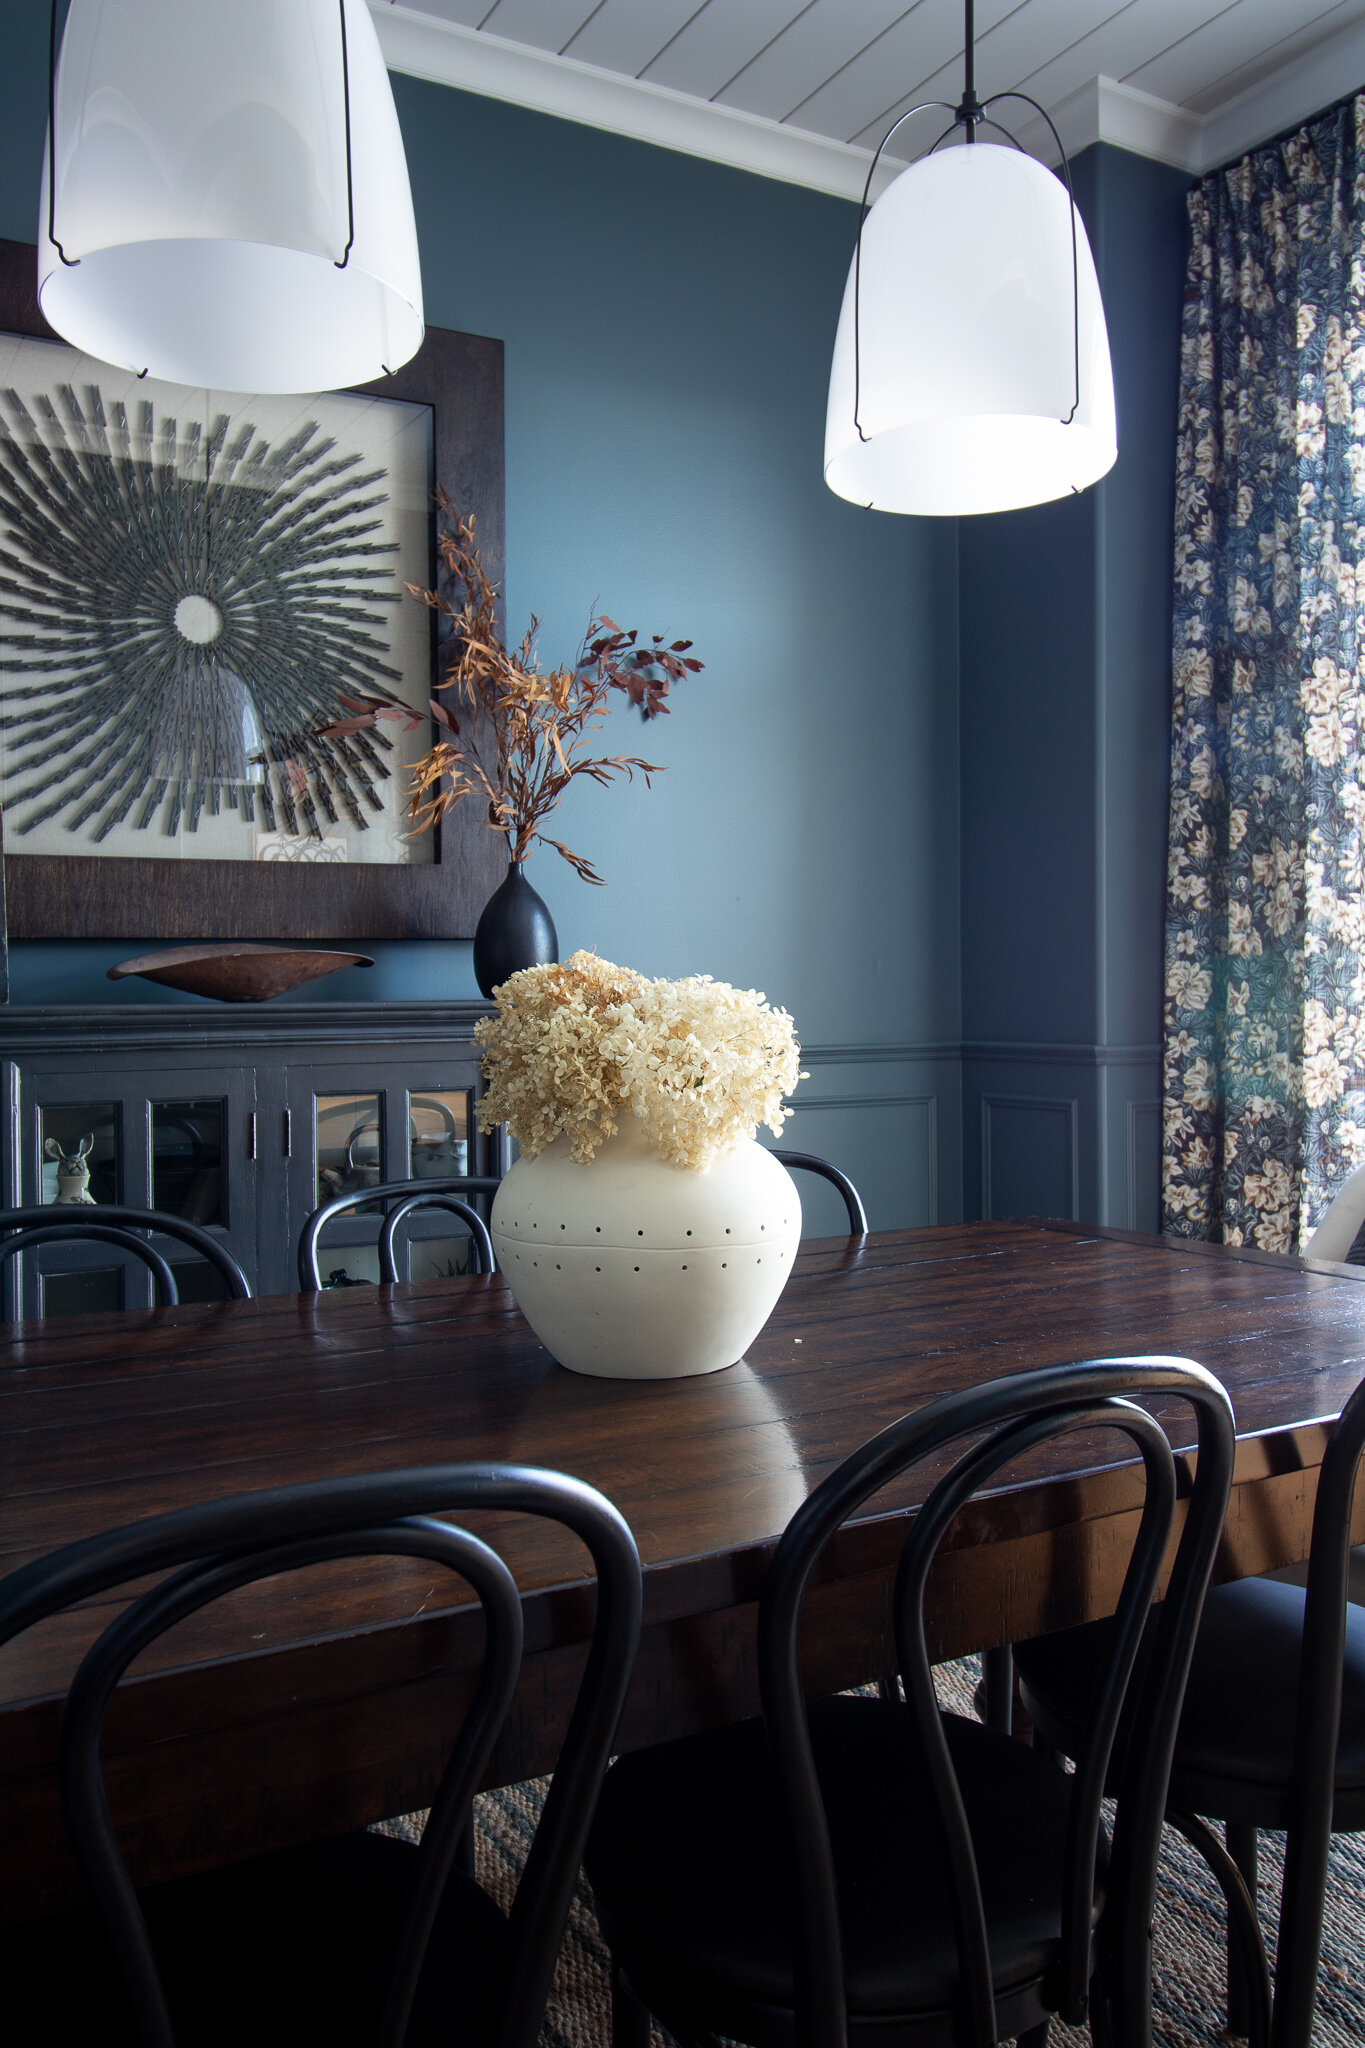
[490,1112,802,1379]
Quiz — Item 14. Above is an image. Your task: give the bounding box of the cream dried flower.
[474,951,804,1169]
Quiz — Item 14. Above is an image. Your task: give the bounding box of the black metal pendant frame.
[46,0,360,336]
[850,0,1083,464]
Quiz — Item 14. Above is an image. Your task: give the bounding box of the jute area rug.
[380,1658,1365,2047]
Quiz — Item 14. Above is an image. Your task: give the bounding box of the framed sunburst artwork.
[0,237,505,940]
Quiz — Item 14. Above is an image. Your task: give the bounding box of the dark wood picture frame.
[0,237,506,941]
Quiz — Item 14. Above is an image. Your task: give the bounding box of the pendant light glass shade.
[825,144,1116,517]
[38,0,424,394]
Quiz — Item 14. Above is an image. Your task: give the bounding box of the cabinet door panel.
[282,1058,482,1294]
[12,1066,257,1314]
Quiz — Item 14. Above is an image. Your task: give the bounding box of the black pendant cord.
[850,0,1082,456]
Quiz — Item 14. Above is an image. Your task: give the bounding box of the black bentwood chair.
[0,1203,251,1308]
[298,1177,502,1290]
[1015,1370,1365,2048]
[0,1461,641,2048]
[585,1357,1235,2048]
[770,1152,869,1237]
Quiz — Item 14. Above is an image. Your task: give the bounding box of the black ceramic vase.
[473,861,558,998]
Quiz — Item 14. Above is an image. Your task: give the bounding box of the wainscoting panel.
[777,1095,938,1237]
[963,1042,1161,1227]
[1126,1099,1162,1233]
[776,1043,962,1234]
[980,1094,1079,1222]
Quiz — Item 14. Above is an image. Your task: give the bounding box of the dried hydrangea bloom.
[602,977,802,1170]
[474,952,646,1161]
[475,951,804,1170]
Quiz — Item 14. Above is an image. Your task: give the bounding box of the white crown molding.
[370,3,905,204]
[1197,19,1365,172]
[1003,75,1201,172]
[371,3,1365,195]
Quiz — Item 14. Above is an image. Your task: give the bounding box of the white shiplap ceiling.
[372,0,1365,200]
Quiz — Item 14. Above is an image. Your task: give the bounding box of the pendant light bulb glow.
[38,0,424,394]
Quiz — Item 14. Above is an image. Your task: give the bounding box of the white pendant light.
[824,0,1115,518]
[38,0,424,395]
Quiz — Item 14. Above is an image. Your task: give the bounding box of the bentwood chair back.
[1018,1369,1365,2048]
[769,1151,869,1236]
[0,1203,251,1309]
[298,1176,501,1291]
[0,1462,642,2048]
[585,1356,1235,2048]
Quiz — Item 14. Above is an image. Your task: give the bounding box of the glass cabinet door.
[283,1061,484,1292]
[11,1068,257,1317]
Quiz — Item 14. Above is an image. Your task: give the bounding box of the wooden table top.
[3,1219,1365,1918]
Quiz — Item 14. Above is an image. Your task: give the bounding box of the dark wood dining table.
[4,1217,1365,1924]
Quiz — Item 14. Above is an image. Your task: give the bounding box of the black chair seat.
[588,1696,1097,2031]
[1016,1577,1365,1825]
[7,1831,510,2048]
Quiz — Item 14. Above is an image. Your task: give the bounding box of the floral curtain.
[1163,95,1365,1252]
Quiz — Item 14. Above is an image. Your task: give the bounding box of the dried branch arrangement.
[323,490,703,884]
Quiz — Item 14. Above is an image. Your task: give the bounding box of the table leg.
[983,1644,1015,1734]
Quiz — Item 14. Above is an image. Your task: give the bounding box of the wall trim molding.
[372,6,1364,192]
[780,1090,939,1227]
[801,1042,959,1066]
[981,1093,1080,1224]
[372,4,906,203]
[785,1092,937,1114]
[1127,1099,1161,1235]
[962,1040,1160,1068]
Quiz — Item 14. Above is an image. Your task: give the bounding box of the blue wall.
[0,3,1201,1233]
[960,144,1192,1227]
[0,14,962,1231]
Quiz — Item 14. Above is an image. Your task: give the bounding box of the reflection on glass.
[316,1093,382,1208]
[408,1090,470,1180]
[152,1099,224,1224]
[40,1103,118,1206]
[402,1232,475,1283]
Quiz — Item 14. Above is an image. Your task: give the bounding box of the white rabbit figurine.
[45,1134,97,1205]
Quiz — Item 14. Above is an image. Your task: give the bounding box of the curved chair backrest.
[0,1222,180,1305]
[378,1193,496,1284]
[1272,1370,1365,2044]
[0,1461,642,2048]
[1303,1161,1365,1262]
[298,1176,502,1292]
[756,1355,1235,2048]
[769,1151,868,1236]
[0,1204,251,1305]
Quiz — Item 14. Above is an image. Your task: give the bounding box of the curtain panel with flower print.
[1163,96,1365,1252]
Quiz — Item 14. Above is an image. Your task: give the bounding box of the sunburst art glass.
[824,143,1116,517]
[38,0,423,394]
[0,371,417,847]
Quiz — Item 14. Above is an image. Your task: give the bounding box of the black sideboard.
[0,1002,497,1311]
